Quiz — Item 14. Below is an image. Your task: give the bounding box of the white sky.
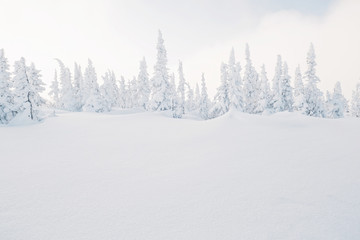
[0,0,359,98]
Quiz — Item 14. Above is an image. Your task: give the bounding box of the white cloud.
[0,0,358,98]
[184,0,360,98]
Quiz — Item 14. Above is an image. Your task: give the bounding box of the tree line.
[1,31,360,124]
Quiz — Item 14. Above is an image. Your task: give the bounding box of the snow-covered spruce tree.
[101,70,119,109]
[199,73,210,119]
[169,72,177,111]
[148,30,172,111]
[293,65,306,112]
[243,44,261,114]
[269,55,283,113]
[280,62,294,111]
[194,83,200,110]
[227,48,244,111]
[351,83,360,117]
[130,76,138,108]
[211,62,230,117]
[125,79,132,108]
[186,83,196,112]
[137,57,150,110]
[303,43,324,117]
[73,63,83,110]
[0,49,15,123]
[173,60,186,118]
[258,64,271,113]
[118,76,127,108]
[55,59,77,111]
[13,58,45,121]
[324,91,332,118]
[327,82,348,118]
[82,59,107,112]
[49,70,60,108]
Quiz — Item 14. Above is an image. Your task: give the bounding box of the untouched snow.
[1,111,360,240]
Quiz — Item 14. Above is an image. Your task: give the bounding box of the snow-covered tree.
[227,48,244,111]
[148,30,172,111]
[129,76,138,108]
[55,59,77,111]
[243,44,261,114]
[82,59,107,112]
[118,76,127,108]
[280,62,294,111]
[73,63,83,110]
[0,49,15,123]
[13,58,45,120]
[293,65,306,112]
[303,43,324,117]
[137,57,150,110]
[169,72,177,111]
[101,70,119,109]
[176,61,186,116]
[49,70,60,108]
[194,83,200,110]
[258,64,271,113]
[270,55,282,113]
[327,82,348,118]
[199,73,210,120]
[211,62,230,117]
[351,83,360,117]
[186,83,195,112]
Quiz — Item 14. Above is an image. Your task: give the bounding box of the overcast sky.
[0,0,359,97]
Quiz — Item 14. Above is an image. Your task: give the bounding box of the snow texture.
[1,111,360,240]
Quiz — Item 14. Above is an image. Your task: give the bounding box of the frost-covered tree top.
[294,65,304,95]
[0,49,14,124]
[199,73,210,119]
[0,49,10,89]
[137,57,150,109]
[13,58,45,120]
[243,44,261,114]
[293,65,306,112]
[327,81,348,118]
[280,62,294,111]
[258,64,271,112]
[305,43,320,85]
[272,55,282,93]
[303,44,324,117]
[351,83,360,117]
[212,62,230,117]
[149,30,171,111]
[227,47,243,111]
[154,30,168,81]
[177,61,186,114]
[0,49,11,96]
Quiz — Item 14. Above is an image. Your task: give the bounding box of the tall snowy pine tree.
[351,83,360,117]
[211,62,230,117]
[280,62,294,111]
[243,44,261,114]
[327,82,348,118]
[49,70,60,108]
[137,57,150,110]
[293,65,306,112]
[227,48,244,111]
[199,73,210,120]
[303,43,324,117]
[148,31,172,111]
[13,58,45,120]
[0,49,15,123]
[82,59,107,112]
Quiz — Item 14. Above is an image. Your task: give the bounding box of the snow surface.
[1,110,360,240]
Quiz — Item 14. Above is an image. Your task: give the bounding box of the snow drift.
[1,111,360,240]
